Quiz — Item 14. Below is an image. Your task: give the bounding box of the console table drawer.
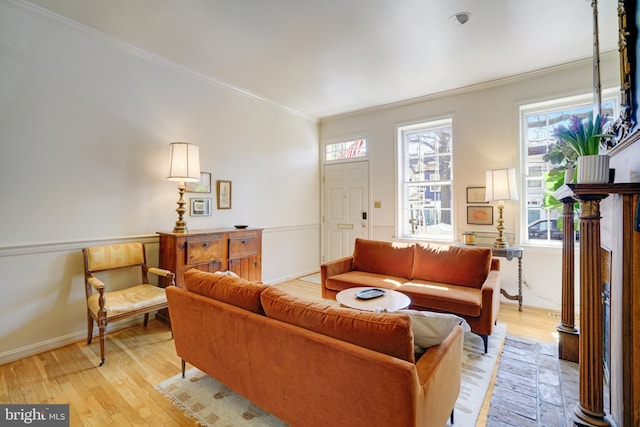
[186,235,224,264]
[229,234,258,259]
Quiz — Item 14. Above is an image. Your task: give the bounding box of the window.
[397,119,453,240]
[521,93,617,243]
[325,139,367,161]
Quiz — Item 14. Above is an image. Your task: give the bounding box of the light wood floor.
[0,277,562,426]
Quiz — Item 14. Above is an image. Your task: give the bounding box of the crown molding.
[321,51,619,123]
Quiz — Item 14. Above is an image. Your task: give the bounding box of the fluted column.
[557,197,579,362]
[573,196,609,427]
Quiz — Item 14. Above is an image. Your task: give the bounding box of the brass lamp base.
[173,183,188,233]
[494,238,508,249]
[494,201,509,248]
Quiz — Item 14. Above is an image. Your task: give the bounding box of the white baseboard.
[0,318,143,365]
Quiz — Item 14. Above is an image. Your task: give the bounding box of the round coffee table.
[336,287,411,312]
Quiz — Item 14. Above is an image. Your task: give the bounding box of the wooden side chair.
[82,242,175,366]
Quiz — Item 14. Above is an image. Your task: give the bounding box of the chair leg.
[143,313,149,327]
[98,320,107,366]
[87,315,94,344]
[181,359,186,378]
[450,409,454,424]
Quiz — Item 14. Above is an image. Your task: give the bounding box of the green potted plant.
[540,113,610,233]
[541,142,577,224]
[542,140,578,186]
[553,114,611,183]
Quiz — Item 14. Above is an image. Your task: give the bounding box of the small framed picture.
[466,187,488,203]
[217,180,232,209]
[467,206,493,225]
[185,172,211,193]
[190,198,211,216]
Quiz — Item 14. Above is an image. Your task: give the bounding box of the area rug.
[298,272,321,285]
[156,369,286,426]
[449,323,506,426]
[486,335,579,426]
[156,324,506,427]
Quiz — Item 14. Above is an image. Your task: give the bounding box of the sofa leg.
[181,359,186,378]
[450,409,454,424]
[474,333,489,353]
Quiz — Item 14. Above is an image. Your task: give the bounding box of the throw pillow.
[214,270,240,278]
[397,309,470,353]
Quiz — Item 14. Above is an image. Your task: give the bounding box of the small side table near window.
[454,243,524,311]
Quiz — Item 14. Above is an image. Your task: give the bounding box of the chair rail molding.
[0,235,159,258]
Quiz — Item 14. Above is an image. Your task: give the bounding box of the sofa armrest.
[481,269,502,330]
[320,256,354,282]
[414,325,464,426]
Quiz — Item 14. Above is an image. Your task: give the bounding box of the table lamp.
[167,142,201,233]
[485,168,518,248]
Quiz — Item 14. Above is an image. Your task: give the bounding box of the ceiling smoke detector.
[449,12,471,26]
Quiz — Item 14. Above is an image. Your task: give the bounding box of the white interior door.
[322,161,369,262]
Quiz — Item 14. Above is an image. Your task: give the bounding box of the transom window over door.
[397,119,453,240]
[325,139,367,161]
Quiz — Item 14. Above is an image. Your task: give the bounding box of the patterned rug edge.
[154,379,210,427]
[474,328,508,426]
[448,322,507,426]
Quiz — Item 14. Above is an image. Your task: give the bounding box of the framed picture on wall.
[467,206,493,225]
[217,180,232,209]
[466,187,488,203]
[185,172,211,193]
[190,198,211,216]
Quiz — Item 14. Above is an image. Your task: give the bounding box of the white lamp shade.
[485,168,518,201]
[167,142,201,182]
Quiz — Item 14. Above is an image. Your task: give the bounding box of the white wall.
[0,0,320,363]
[319,54,620,311]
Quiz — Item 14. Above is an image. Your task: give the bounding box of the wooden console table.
[157,228,262,287]
[455,244,524,311]
[155,228,262,326]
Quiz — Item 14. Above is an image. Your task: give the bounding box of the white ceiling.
[24,0,619,119]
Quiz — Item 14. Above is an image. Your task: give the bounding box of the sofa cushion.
[260,287,415,363]
[399,281,482,317]
[352,238,414,278]
[411,243,492,289]
[183,269,268,314]
[397,309,469,353]
[323,271,410,292]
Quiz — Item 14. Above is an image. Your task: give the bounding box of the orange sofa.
[167,269,464,427]
[321,238,501,352]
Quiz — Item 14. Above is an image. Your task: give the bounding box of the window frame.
[396,117,454,242]
[519,90,618,246]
